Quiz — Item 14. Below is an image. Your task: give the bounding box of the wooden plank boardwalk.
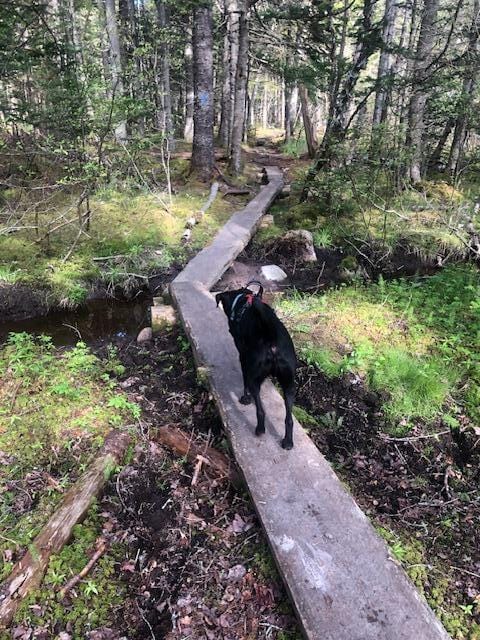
[170,168,450,640]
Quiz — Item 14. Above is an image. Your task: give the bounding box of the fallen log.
[199,180,219,214]
[0,431,131,628]
[155,425,241,487]
[222,187,251,197]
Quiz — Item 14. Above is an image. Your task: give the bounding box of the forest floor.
[0,135,479,639]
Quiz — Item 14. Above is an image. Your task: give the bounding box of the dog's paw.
[281,438,293,450]
[255,426,265,436]
[239,394,252,405]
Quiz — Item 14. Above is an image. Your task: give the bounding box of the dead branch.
[154,424,241,487]
[58,537,107,600]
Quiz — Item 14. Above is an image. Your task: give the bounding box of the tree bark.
[299,84,317,158]
[155,425,241,486]
[372,0,398,127]
[184,26,194,142]
[103,0,128,143]
[228,0,248,174]
[406,0,440,183]
[96,0,113,99]
[302,0,378,197]
[447,0,479,176]
[0,431,131,629]
[156,0,175,149]
[191,2,215,181]
[429,117,454,167]
[218,0,239,148]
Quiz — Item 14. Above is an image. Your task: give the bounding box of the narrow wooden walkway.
[170,168,450,640]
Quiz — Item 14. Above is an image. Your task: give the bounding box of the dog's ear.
[215,292,224,308]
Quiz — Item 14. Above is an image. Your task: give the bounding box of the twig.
[379,430,450,443]
[62,323,82,341]
[191,455,207,486]
[59,538,107,599]
[450,565,480,580]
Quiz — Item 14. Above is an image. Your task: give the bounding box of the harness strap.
[230,291,257,322]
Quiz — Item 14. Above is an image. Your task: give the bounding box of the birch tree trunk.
[372,0,398,127]
[299,84,317,158]
[406,0,440,183]
[191,2,214,181]
[228,0,248,174]
[218,0,239,148]
[184,25,194,142]
[103,0,127,143]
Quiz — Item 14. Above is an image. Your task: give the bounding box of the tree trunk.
[372,0,398,127]
[191,2,215,181]
[155,0,174,149]
[299,84,317,158]
[284,80,293,142]
[228,0,248,175]
[103,0,127,143]
[0,431,131,629]
[96,0,113,98]
[429,117,454,168]
[447,0,479,177]
[184,26,194,142]
[218,0,239,148]
[302,0,377,197]
[406,0,440,183]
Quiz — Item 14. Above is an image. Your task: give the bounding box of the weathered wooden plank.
[173,166,283,289]
[171,280,450,640]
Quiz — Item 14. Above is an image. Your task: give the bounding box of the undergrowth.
[0,333,136,575]
[9,503,126,638]
[278,265,480,430]
[0,164,239,307]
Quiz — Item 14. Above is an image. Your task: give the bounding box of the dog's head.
[215,282,264,318]
[215,288,245,318]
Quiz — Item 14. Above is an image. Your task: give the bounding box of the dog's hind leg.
[279,376,295,450]
[239,355,252,405]
[249,381,265,436]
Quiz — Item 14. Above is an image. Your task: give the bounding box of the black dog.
[215,282,297,449]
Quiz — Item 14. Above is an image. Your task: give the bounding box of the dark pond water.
[0,297,152,346]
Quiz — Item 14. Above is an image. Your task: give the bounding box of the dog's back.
[216,287,297,448]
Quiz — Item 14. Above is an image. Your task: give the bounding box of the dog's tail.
[252,296,278,343]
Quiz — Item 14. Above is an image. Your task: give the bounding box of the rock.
[185,217,197,229]
[260,265,288,282]
[182,229,191,242]
[277,229,317,262]
[136,327,153,343]
[151,303,176,333]
[259,214,274,229]
[226,564,246,582]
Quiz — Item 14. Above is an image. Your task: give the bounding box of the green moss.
[0,334,135,568]
[0,180,238,308]
[292,405,318,427]
[277,265,479,427]
[376,526,479,639]
[14,504,126,637]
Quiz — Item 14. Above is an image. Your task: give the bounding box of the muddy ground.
[295,363,479,625]
[86,328,300,640]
